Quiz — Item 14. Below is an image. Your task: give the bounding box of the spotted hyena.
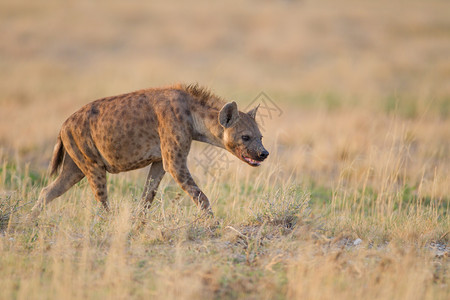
[30,84,269,218]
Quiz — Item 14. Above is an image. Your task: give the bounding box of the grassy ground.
[1,0,449,299]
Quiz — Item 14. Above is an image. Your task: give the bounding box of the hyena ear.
[247,104,260,120]
[219,101,240,128]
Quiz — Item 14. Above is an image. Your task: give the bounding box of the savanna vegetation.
[1,0,449,299]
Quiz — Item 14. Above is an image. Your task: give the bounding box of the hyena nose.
[259,150,269,160]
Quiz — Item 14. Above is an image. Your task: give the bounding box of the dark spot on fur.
[90,105,99,115]
[127,128,134,136]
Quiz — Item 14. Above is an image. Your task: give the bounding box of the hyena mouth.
[241,154,261,167]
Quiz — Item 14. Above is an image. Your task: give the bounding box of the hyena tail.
[49,134,65,176]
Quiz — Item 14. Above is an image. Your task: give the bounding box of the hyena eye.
[242,135,250,141]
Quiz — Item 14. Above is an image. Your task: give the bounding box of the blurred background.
[0,0,449,192]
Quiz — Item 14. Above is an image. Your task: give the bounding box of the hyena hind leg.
[30,154,85,220]
[84,167,109,212]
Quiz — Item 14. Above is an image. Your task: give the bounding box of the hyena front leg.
[159,117,213,215]
[141,160,166,209]
[161,144,212,214]
[167,161,212,213]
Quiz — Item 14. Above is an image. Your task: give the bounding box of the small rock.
[353,238,362,246]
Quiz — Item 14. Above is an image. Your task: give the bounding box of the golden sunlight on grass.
[1,0,449,299]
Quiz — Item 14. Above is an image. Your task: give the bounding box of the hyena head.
[218,101,269,167]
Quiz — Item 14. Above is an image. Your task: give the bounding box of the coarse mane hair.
[179,83,226,110]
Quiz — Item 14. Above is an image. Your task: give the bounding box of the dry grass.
[0,0,449,299]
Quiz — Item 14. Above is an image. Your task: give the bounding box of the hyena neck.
[191,105,225,149]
